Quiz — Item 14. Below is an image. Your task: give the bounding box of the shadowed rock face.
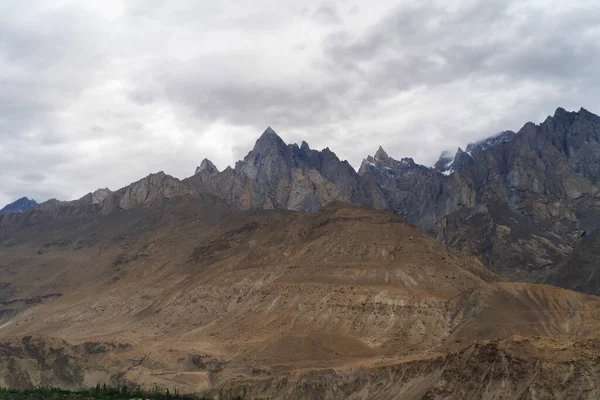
[360,107,600,287]
[432,108,600,285]
[543,229,600,296]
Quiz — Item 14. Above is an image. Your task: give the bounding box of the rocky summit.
[0,197,37,216]
[2,107,600,398]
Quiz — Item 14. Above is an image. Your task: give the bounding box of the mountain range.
[5,107,600,294]
[2,107,600,398]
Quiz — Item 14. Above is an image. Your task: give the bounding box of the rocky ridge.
[3,108,600,292]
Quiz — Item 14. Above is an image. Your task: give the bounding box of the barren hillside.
[1,199,600,398]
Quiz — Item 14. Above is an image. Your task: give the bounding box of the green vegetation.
[0,385,208,400]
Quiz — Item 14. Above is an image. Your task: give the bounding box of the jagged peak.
[554,107,567,117]
[374,146,389,161]
[258,126,281,141]
[250,127,287,154]
[195,158,219,176]
[300,141,310,151]
[0,197,38,216]
[322,146,338,156]
[577,107,600,121]
[549,107,600,122]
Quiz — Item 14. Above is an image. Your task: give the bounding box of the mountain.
[4,198,600,398]
[435,108,600,282]
[5,107,600,292]
[185,127,385,212]
[4,108,600,397]
[361,107,600,286]
[0,197,37,215]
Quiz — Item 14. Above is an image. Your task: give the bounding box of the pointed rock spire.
[235,127,292,183]
[374,146,389,161]
[252,127,287,154]
[259,127,281,142]
[195,158,219,176]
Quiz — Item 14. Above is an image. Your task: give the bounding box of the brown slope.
[445,282,600,347]
[1,199,600,398]
[211,334,600,400]
[0,200,495,386]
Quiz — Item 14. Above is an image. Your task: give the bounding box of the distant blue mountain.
[0,197,38,215]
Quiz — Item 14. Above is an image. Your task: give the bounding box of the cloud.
[1,0,600,206]
[312,3,341,25]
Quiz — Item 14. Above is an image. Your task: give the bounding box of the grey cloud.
[312,3,341,25]
[131,58,355,131]
[323,0,600,91]
[19,173,46,183]
[1,0,600,207]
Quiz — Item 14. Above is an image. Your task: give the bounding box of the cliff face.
[359,107,600,283]
[434,108,600,281]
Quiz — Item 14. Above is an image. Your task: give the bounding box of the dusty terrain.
[1,200,600,398]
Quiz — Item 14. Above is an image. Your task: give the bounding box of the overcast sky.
[1,0,600,205]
